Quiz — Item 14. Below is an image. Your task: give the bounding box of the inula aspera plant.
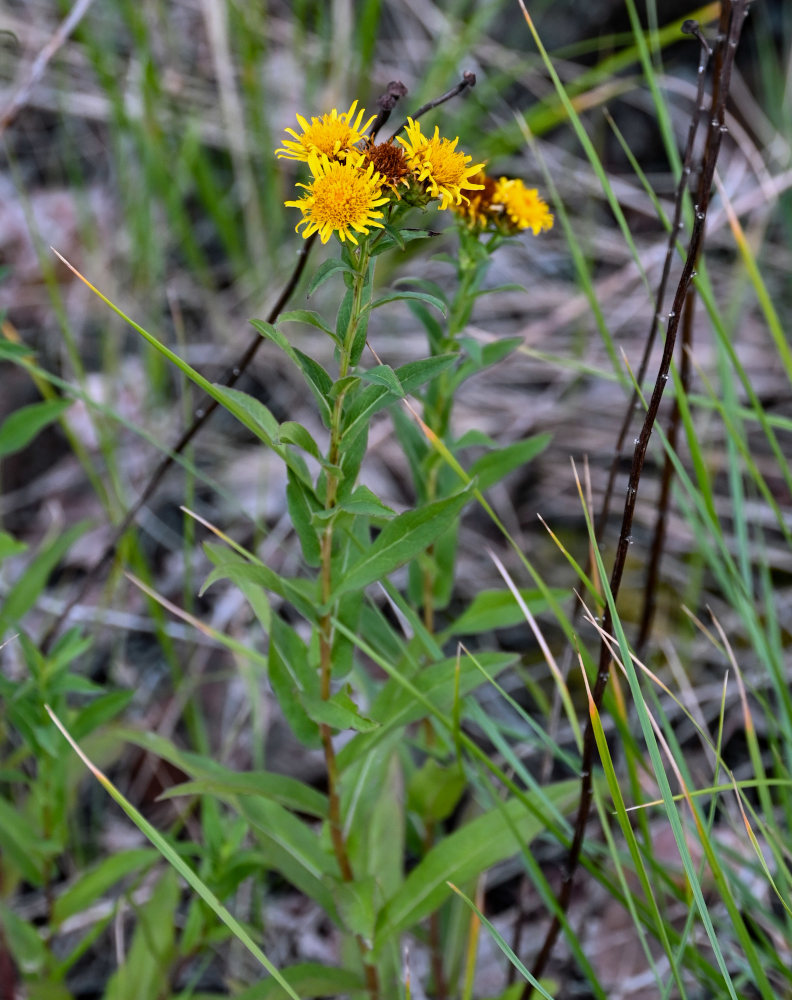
[246,87,555,997]
[2,75,564,1000]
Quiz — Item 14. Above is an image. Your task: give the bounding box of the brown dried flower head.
[362,140,412,194]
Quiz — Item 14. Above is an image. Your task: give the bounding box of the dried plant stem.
[390,71,476,139]
[595,21,712,545]
[40,235,317,654]
[524,2,750,991]
[0,0,98,134]
[637,287,695,652]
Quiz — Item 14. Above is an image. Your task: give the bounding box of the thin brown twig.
[390,71,477,139]
[511,14,714,980]
[0,0,98,135]
[594,20,712,547]
[524,1,750,991]
[636,286,695,652]
[40,233,316,653]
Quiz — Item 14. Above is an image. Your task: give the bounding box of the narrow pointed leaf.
[331,489,471,600]
[0,398,72,458]
[469,433,551,492]
[370,290,446,315]
[373,781,578,950]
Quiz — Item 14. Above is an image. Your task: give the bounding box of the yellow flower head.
[276,100,375,162]
[452,170,498,228]
[396,118,485,210]
[452,170,554,236]
[493,177,554,235]
[285,151,390,245]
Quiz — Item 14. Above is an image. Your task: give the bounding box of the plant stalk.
[317,242,380,1000]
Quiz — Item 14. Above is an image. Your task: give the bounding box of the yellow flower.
[493,177,554,235]
[285,152,390,245]
[452,170,498,227]
[396,118,485,210]
[276,100,375,162]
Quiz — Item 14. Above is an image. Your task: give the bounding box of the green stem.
[418,232,497,997]
[317,242,379,1000]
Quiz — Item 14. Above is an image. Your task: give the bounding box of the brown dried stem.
[390,71,477,139]
[594,20,712,546]
[0,0,98,135]
[524,2,749,992]
[636,286,695,652]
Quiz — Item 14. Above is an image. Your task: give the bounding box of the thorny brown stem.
[524,2,750,992]
[594,21,712,546]
[636,287,695,652]
[511,14,713,979]
[40,234,317,654]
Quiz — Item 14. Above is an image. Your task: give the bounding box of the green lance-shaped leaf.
[202,542,319,624]
[234,962,364,1000]
[300,687,379,733]
[70,690,134,740]
[278,308,337,341]
[0,531,27,564]
[0,336,34,361]
[0,903,49,978]
[250,320,333,426]
[468,433,552,492]
[330,585,364,679]
[337,651,515,769]
[454,335,523,382]
[330,488,472,601]
[0,398,72,458]
[373,780,578,952]
[358,364,405,397]
[53,848,158,924]
[306,257,357,297]
[408,300,445,353]
[210,384,280,443]
[238,796,339,919]
[119,729,328,817]
[341,353,457,450]
[286,470,321,566]
[370,227,434,257]
[407,758,466,823]
[440,586,562,639]
[334,875,378,944]
[293,348,334,427]
[368,290,447,316]
[312,485,395,522]
[280,420,322,460]
[336,285,355,345]
[268,612,321,748]
[0,520,90,631]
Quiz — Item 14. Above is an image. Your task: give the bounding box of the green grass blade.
[45,705,301,1000]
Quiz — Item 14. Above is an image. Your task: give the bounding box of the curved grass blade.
[45,705,301,1000]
